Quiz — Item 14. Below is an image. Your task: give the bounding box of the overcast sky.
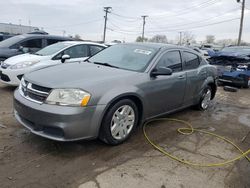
[0,0,249,43]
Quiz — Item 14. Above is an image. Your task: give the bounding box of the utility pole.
[103,6,112,43]
[141,15,148,42]
[179,32,182,45]
[237,0,245,46]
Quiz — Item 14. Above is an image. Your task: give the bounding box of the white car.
[0,41,106,86]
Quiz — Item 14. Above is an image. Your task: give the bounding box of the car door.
[144,50,187,117]
[182,51,207,105]
[58,44,89,63]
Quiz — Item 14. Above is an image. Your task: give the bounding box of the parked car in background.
[209,46,250,65]
[218,64,250,88]
[0,33,73,63]
[209,46,250,88]
[14,43,217,145]
[189,46,209,58]
[0,33,16,42]
[0,41,106,86]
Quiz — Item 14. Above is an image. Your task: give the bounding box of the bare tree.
[149,34,168,43]
[136,36,147,42]
[74,34,82,40]
[206,35,215,44]
[182,31,196,45]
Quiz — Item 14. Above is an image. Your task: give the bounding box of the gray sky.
[0,0,249,42]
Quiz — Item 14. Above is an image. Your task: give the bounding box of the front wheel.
[197,86,212,110]
[99,99,139,145]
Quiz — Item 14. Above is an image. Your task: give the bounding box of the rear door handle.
[178,75,185,79]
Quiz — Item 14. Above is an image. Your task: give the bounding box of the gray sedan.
[14,43,217,145]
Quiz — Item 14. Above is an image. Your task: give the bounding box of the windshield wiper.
[93,62,120,69]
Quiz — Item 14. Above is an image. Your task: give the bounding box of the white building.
[0,23,40,34]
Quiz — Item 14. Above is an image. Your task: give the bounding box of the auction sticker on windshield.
[134,49,152,55]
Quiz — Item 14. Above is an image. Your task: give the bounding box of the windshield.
[0,35,25,48]
[88,44,158,72]
[221,47,250,54]
[35,42,71,56]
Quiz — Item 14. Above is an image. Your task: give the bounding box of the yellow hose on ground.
[143,118,250,167]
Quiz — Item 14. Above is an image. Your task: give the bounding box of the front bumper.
[218,76,247,87]
[0,67,25,86]
[14,89,106,141]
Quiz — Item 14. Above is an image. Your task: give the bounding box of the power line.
[108,19,141,33]
[107,27,140,35]
[146,17,240,33]
[110,12,140,22]
[147,7,240,31]
[150,0,219,19]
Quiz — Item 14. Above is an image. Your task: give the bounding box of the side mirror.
[150,67,173,77]
[61,54,70,63]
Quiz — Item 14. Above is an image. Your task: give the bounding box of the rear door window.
[20,38,43,49]
[183,52,200,70]
[156,51,182,72]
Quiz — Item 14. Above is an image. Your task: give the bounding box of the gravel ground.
[0,83,249,188]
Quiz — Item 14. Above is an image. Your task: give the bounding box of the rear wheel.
[99,99,139,145]
[242,75,249,88]
[197,86,212,110]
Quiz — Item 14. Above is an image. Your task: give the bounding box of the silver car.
[14,43,217,145]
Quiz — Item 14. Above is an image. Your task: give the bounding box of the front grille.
[19,79,51,103]
[0,73,10,82]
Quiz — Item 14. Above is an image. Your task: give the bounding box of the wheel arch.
[98,93,145,134]
[207,81,217,99]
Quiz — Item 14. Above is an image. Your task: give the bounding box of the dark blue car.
[219,65,250,88]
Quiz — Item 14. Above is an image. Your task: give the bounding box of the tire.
[196,86,212,111]
[243,75,249,89]
[99,99,139,145]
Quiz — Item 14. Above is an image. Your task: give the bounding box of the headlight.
[45,89,91,107]
[10,61,39,69]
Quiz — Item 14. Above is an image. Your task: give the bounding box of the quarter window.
[183,52,200,70]
[90,45,104,56]
[156,51,182,72]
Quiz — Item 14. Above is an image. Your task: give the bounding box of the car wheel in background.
[197,86,212,110]
[242,75,250,89]
[99,99,139,145]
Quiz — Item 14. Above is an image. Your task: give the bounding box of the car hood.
[24,62,138,89]
[4,53,49,65]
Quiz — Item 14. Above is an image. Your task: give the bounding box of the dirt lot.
[0,83,250,188]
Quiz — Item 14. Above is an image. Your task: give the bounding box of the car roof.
[20,33,72,40]
[60,41,107,47]
[123,42,195,52]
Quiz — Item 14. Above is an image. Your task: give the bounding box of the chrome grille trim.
[19,79,51,104]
